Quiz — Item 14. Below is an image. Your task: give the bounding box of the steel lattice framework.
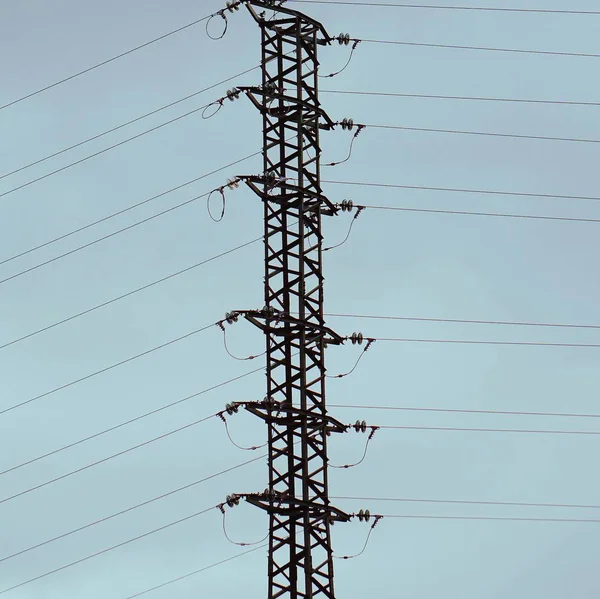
[236,2,349,598]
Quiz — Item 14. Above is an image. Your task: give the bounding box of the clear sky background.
[1,0,599,597]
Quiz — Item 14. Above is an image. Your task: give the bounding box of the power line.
[0,191,211,285]
[0,13,215,112]
[124,545,267,599]
[324,312,600,330]
[0,455,264,564]
[333,495,600,510]
[359,203,600,225]
[0,102,238,202]
[322,89,600,107]
[365,122,600,144]
[0,239,260,351]
[0,505,217,595]
[369,514,600,523]
[0,149,258,272]
[0,66,259,183]
[290,1,600,15]
[324,179,600,203]
[0,323,215,416]
[0,414,217,506]
[360,38,600,59]
[0,366,264,477]
[374,424,600,436]
[373,337,600,348]
[330,404,600,420]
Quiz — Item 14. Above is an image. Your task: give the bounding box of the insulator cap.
[340,117,355,130]
[358,508,371,522]
[226,1,240,11]
[350,332,364,345]
[353,419,367,433]
[340,199,354,212]
[337,33,351,45]
[226,494,240,507]
[225,402,239,415]
[225,311,239,324]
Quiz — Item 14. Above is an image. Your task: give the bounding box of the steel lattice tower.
[235,2,349,598]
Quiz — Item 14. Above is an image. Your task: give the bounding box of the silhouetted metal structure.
[236,2,349,597]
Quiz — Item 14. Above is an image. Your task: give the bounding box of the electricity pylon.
[235,2,350,597]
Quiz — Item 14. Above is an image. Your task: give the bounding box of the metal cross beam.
[235,2,349,598]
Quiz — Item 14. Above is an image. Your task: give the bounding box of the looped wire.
[221,327,264,361]
[320,39,361,79]
[335,515,383,560]
[324,125,366,168]
[219,414,266,451]
[207,188,226,222]
[221,509,269,547]
[326,337,373,376]
[202,99,224,120]
[330,427,378,469]
[206,11,229,40]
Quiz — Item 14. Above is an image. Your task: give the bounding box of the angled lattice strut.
[235,2,348,598]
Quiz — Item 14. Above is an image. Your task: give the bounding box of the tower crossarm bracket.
[245,491,351,522]
[244,1,333,44]
[238,309,345,345]
[244,401,348,433]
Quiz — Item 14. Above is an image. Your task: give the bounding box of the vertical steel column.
[237,2,349,598]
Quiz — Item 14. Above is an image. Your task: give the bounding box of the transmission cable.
[373,336,600,348]
[0,65,259,184]
[0,454,263,564]
[358,203,600,225]
[322,89,600,107]
[332,495,600,510]
[367,514,600,523]
[330,404,600,420]
[0,413,221,506]
[1,365,264,477]
[290,1,600,14]
[324,311,600,330]
[0,151,259,269]
[363,122,600,144]
[372,424,600,436]
[0,238,260,352]
[0,101,247,202]
[324,179,600,203]
[0,505,217,595]
[0,323,215,416]
[359,38,600,59]
[123,544,267,599]
[0,12,219,112]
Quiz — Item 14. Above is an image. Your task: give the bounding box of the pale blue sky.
[0,0,599,597]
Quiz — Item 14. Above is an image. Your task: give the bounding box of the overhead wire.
[373,424,600,436]
[324,312,600,330]
[0,237,261,352]
[322,89,600,107]
[123,544,267,599]
[359,38,600,59]
[0,365,264,477]
[366,514,600,523]
[329,404,600,420]
[0,12,218,112]
[0,505,217,595]
[0,101,246,202]
[324,179,600,203]
[358,203,600,225]
[363,122,600,144]
[0,455,264,564]
[0,323,215,416]
[290,1,600,15]
[0,152,260,269]
[0,65,259,184]
[0,413,218,506]
[372,336,600,348]
[332,495,600,510]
